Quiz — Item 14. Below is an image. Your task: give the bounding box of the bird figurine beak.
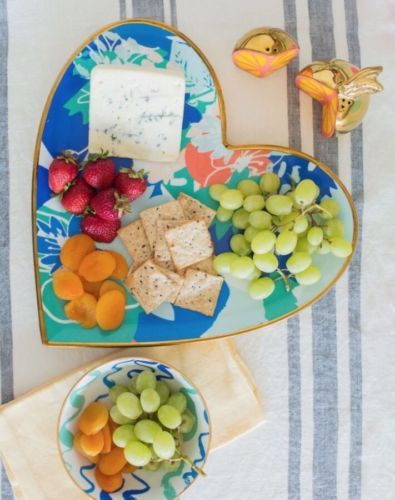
[232,27,299,78]
[295,58,383,138]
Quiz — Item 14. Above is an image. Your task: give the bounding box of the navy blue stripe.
[132,0,164,21]
[119,0,126,19]
[308,0,339,498]
[344,1,363,498]
[283,0,302,498]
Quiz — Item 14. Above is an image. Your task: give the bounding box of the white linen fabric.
[1,0,394,499]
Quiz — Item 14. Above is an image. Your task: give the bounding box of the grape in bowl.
[58,357,210,499]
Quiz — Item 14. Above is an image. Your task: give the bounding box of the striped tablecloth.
[1,1,394,499]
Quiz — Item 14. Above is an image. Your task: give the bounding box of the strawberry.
[48,152,79,194]
[61,178,95,215]
[90,188,130,222]
[81,214,120,243]
[82,150,116,189]
[114,168,147,201]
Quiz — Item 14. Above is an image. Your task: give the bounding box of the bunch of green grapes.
[109,369,203,474]
[210,173,353,301]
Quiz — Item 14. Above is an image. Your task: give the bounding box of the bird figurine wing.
[339,66,383,100]
[295,74,338,138]
[232,47,299,78]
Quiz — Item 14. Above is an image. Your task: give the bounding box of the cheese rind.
[89,65,185,162]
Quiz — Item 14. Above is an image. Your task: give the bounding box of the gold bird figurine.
[232,27,299,78]
[295,59,383,138]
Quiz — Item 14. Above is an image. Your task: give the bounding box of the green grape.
[134,419,162,444]
[244,225,260,242]
[167,392,187,414]
[265,194,293,216]
[156,381,170,405]
[140,388,161,413]
[220,189,244,210]
[253,252,278,273]
[248,210,272,229]
[216,206,234,222]
[157,405,182,429]
[295,236,317,255]
[109,384,129,402]
[243,194,265,212]
[117,392,143,420]
[143,461,161,472]
[272,211,297,226]
[232,208,250,229]
[209,183,227,201]
[324,218,345,238]
[294,179,319,206]
[213,252,238,274]
[180,409,195,434]
[293,214,309,234]
[230,234,251,256]
[286,252,312,274]
[260,172,280,193]
[229,256,255,279]
[251,230,276,254]
[248,277,275,300]
[124,440,152,467]
[247,265,262,280]
[153,431,176,460]
[136,369,157,394]
[319,198,340,219]
[330,237,353,258]
[317,239,331,255]
[277,221,294,233]
[275,231,298,255]
[110,405,133,425]
[112,425,136,448]
[128,377,138,395]
[307,227,324,246]
[295,264,321,285]
[287,190,302,209]
[237,179,261,197]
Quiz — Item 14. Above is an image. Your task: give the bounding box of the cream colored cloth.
[0,339,263,499]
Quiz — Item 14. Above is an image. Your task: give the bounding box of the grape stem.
[301,203,332,218]
[276,268,291,292]
[152,454,207,477]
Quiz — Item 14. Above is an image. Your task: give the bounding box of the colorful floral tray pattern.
[33,20,357,345]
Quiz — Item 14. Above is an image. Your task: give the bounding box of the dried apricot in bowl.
[60,234,96,271]
[53,269,84,300]
[99,280,127,300]
[108,251,129,280]
[98,447,127,475]
[78,251,116,282]
[94,468,123,493]
[80,277,103,298]
[73,432,100,463]
[65,293,97,328]
[96,290,126,330]
[80,431,104,457]
[78,402,109,436]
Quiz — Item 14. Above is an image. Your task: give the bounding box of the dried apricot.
[94,468,123,493]
[108,418,118,434]
[80,277,103,298]
[78,402,109,435]
[96,291,126,330]
[101,424,112,454]
[108,251,129,280]
[53,269,84,300]
[78,251,116,282]
[99,280,127,300]
[98,446,127,475]
[80,431,104,456]
[73,432,100,463]
[60,234,96,271]
[122,463,137,473]
[65,293,97,328]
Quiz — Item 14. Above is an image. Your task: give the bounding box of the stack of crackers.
[118,193,224,317]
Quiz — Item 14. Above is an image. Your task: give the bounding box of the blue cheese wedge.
[89,65,185,162]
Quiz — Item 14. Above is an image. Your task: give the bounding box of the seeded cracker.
[164,220,213,270]
[155,219,189,271]
[178,193,216,226]
[128,259,180,313]
[140,201,185,250]
[174,269,224,316]
[190,256,217,275]
[159,267,185,303]
[118,219,152,266]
